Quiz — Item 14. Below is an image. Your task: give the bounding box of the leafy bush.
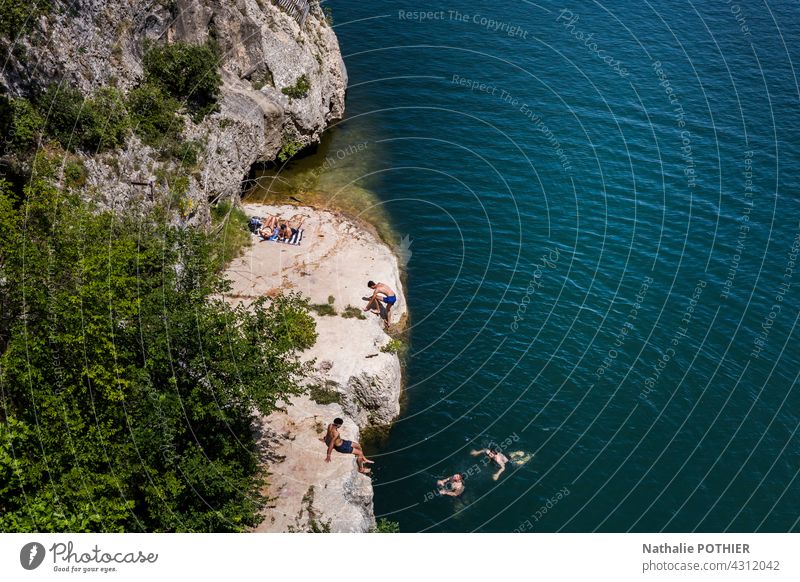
[381,338,405,354]
[127,82,183,146]
[7,97,45,151]
[309,302,337,316]
[0,178,317,532]
[84,87,130,150]
[166,138,203,168]
[341,305,367,319]
[0,0,51,39]
[63,159,87,188]
[36,85,129,152]
[210,201,252,268]
[143,41,222,122]
[371,519,400,533]
[308,383,341,405]
[277,138,304,162]
[37,84,84,148]
[0,94,11,147]
[281,74,310,100]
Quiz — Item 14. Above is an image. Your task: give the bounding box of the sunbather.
[257,214,280,239]
[278,216,305,243]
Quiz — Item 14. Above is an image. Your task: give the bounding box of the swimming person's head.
[333,418,344,427]
[368,280,376,288]
[453,473,463,482]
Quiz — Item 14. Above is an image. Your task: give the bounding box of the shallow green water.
[245,119,395,243]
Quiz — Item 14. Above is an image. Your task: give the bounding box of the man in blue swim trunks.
[323,418,373,474]
[364,280,397,328]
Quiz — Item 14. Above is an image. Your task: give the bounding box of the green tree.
[0,0,51,39]
[0,173,317,532]
[82,87,130,151]
[6,97,45,151]
[127,83,183,147]
[36,84,129,152]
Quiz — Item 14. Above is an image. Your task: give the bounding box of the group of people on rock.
[319,279,529,496]
[255,213,304,243]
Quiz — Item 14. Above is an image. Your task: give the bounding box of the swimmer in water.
[471,447,510,480]
[436,473,465,497]
[322,418,374,474]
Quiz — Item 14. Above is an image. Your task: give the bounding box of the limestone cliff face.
[1,0,347,221]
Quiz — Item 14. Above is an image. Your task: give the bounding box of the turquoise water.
[319,0,799,532]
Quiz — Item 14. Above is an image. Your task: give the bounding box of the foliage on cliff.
[0,40,220,161]
[0,162,317,532]
[142,41,221,122]
[281,74,311,100]
[0,0,51,39]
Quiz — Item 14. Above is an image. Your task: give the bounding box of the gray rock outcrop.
[1,0,347,221]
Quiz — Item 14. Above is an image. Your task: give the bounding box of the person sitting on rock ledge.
[363,280,397,328]
[322,418,374,474]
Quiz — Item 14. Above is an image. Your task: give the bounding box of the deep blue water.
[317,0,799,532]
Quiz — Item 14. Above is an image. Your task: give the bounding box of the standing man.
[364,280,397,327]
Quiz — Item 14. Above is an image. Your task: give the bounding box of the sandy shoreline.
[224,203,406,532]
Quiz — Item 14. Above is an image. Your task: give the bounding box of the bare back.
[375,282,395,297]
[325,424,343,447]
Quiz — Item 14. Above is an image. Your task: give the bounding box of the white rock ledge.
[225,204,406,532]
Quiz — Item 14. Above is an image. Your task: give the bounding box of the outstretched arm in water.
[492,459,507,481]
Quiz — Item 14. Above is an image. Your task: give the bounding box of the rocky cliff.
[1,0,346,222]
